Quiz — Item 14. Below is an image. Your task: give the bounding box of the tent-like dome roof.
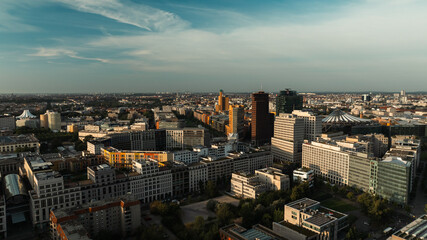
[17,110,36,119]
[322,109,371,124]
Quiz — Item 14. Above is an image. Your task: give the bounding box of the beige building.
[0,135,40,153]
[230,172,266,199]
[39,114,48,129]
[292,110,322,141]
[255,167,290,191]
[302,141,350,185]
[271,114,304,163]
[66,124,78,133]
[226,105,245,136]
[166,128,210,150]
[47,111,61,131]
[273,198,348,240]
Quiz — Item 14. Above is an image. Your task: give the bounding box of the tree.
[346,192,354,200]
[206,200,218,212]
[216,203,233,226]
[193,216,206,235]
[273,209,284,222]
[205,181,218,198]
[261,213,272,228]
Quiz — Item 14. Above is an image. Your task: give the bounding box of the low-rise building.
[391,214,427,240]
[0,135,40,153]
[230,172,266,199]
[273,198,348,240]
[255,167,290,191]
[293,168,314,187]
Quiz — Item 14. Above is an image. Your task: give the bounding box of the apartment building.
[188,162,207,193]
[50,196,141,239]
[129,159,173,204]
[0,135,40,153]
[23,156,82,227]
[102,147,172,168]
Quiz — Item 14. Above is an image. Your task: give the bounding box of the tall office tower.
[251,91,274,146]
[47,111,61,131]
[275,89,303,114]
[292,110,322,141]
[39,113,48,129]
[215,90,229,112]
[226,105,245,136]
[271,114,304,163]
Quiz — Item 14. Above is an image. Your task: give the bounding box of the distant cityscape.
[0,89,425,240]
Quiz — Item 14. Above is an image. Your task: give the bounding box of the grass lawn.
[321,198,358,213]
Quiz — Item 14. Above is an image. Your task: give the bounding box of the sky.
[1,0,426,93]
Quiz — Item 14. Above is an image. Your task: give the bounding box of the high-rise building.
[271,114,304,163]
[39,114,48,129]
[275,89,303,114]
[46,111,61,131]
[292,110,322,141]
[226,105,245,136]
[215,90,229,112]
[251,91,274,146]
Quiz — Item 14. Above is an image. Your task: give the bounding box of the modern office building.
[215,90,230,112]
[251,91,274,146]
[230,172,267,199]
[201,150,273,182]
[46,111,61,131]
[220,224,287,240]
[276,89,303,114]
[255,167,290,191]
[302,141,350,185]
[165,128,210,150]
[226,105,245,137]
[293,167,314,187]
[271,114,304,163]
[50,195,141,239]
[376,156,411,204]
[273,198,348,240]
[292,110,322,141]
[39,114,48,129]
[391,214,427,240]
[303,138,413,204]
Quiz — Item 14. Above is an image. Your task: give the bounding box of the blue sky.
[1,0,426,93]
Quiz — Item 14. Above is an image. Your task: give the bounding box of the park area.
[180,195,239,224]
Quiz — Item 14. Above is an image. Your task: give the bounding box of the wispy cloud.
[29,48,108,63]
[55,0,189,31]
[0,1,38,32]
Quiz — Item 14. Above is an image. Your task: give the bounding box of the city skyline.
[1,0,427,93]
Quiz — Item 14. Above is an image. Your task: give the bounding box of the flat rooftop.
[287,198,319,210]
[277,221,318,237]
[392,215,427,239]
